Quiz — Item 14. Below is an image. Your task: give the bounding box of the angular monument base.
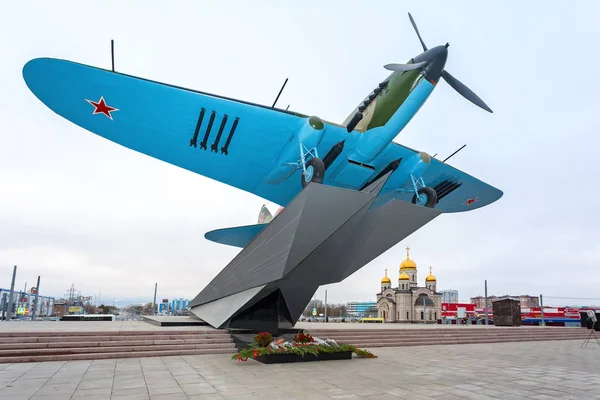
[190,173,441,334]
[226,289,293,333]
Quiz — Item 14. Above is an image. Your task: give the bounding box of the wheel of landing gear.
[411,187,438,208]
[301,158,325,188]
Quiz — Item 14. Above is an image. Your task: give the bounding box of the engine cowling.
[391,151,432,186]
[298,116,325,147]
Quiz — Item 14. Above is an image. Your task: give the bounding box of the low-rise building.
[346,301,376,318]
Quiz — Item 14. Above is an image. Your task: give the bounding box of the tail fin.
[257,204,273,223]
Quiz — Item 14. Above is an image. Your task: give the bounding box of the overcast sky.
[1,1,599,308]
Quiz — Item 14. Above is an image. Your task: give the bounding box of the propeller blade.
[441,70,493,113]
[408,12,428,51]
[384,61,428,72]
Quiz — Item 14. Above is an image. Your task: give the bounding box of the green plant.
[353,347,377,358]
[231,340,377,362]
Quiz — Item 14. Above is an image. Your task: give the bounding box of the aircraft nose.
[422,45,448,84]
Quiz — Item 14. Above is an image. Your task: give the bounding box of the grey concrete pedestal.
[190,173,441,334]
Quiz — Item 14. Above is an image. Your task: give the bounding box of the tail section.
[206,204,285,248]
[205,224,267,248]
[257,204,273,223]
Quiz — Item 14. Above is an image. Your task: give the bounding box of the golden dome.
[400,246,417,270]
[381,268,391,284]
[426,266,436,282]
[399,271,410,280]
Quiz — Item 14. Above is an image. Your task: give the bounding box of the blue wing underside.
[23,58,305,203]
[22,58,502,216]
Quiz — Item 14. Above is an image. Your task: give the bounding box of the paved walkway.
[1,320,576,333]
[0,340,598,399]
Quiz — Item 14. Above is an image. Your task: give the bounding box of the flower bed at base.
[232,332,376,363]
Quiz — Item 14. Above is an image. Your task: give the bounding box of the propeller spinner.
[384,13,492,113]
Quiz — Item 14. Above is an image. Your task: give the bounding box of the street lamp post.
[6,265,17,321]
[31,276,40,320]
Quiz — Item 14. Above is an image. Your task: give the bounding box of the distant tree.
[141,302,154,315]
[299,300,355,318]
[302,299,326,317]
[125,305,143,315]
[96,304,118,314]
[106,306,118,314]
[326,303,347,318]
[85,304,97,314]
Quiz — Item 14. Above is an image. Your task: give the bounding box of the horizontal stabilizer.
[204,223,268,248]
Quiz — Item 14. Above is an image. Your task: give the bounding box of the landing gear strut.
[410,174,437,208]
[299,143,324,188]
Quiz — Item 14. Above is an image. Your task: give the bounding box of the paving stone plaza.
[0,339,598,400]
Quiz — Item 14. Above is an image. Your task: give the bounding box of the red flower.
[254,332,273,347]
[253,349,259,359]
[293,332,314,344]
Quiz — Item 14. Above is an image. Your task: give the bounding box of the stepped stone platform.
[141,315,208,326]
[0,321,235,363]
[0,320,208,333]
[301,323,592,348]
[0,320,591,364]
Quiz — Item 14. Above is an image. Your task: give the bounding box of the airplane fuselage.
[348,72,435,163]
[267,53,447,199]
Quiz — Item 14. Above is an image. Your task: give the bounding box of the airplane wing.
[374,142,503,213]
[420,158,502,213]
[22,58,307,203]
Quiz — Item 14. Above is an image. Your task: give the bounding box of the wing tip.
[22,57,61,100]
[23,57,54,78]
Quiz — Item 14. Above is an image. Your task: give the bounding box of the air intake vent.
[433,179,462,202]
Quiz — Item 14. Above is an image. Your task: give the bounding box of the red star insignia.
[465,197,479,206]
[85,96,119,120]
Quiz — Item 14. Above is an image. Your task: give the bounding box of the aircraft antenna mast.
[111,39,115,72]
[271,78,288,108]
[442,144,466,163]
